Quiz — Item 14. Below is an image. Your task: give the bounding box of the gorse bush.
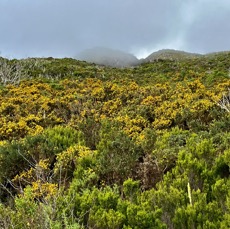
[0,53,230,228]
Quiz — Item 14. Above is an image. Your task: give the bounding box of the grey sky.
[0,0,230,59]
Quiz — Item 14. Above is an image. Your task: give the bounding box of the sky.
[0,0,230,59]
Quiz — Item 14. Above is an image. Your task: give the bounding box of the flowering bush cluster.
[0,54,230,228]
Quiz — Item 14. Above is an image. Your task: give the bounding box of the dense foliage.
[0,53,230,228]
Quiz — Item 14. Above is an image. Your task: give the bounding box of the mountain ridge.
[76,47,230,67]
[144,49,202,62]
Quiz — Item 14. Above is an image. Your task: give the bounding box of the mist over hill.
[77,47,139,67]
[77,48,229,67]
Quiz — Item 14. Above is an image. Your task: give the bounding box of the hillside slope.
[145,49,202,62]
[0,52,230,228]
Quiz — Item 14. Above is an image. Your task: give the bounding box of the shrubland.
[0,53,230,228]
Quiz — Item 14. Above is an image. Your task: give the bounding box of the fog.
[78,47,139,67]
[0,0,230,59]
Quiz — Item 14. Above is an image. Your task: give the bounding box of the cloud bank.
[0,0,230,59]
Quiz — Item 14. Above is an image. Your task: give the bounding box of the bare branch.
[0,59,22,85]
[217,88,230,113]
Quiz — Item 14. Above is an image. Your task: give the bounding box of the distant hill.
[145,49,202,62]
[77,47,139,67]
[204,50,230,58]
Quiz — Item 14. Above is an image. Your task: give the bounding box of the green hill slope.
[0,52,230,228]
[145,49,202,62]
